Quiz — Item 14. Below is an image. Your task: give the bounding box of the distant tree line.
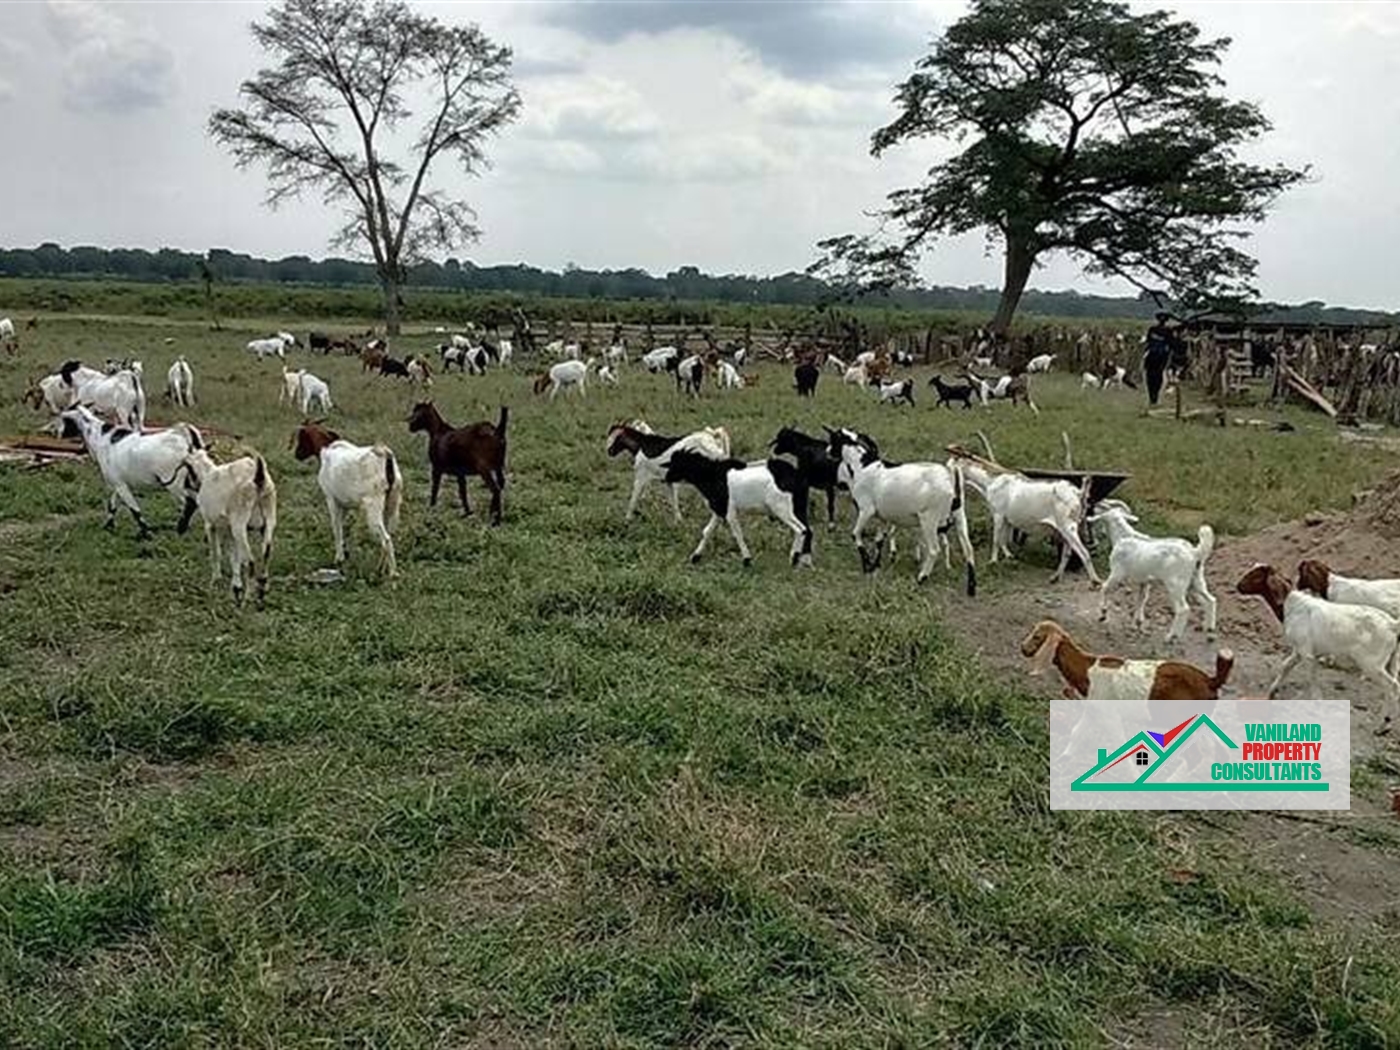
[0,242,1392,327]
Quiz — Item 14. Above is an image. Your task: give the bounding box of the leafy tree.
[813,0,1307,333]
[208,0,521,333]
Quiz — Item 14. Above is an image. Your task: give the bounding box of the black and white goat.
[605,421,731,522]
[663,450,813,568]
[59,404,204,537]
[770,426,844,530]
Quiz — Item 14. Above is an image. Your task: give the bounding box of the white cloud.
[45,0,175,113]
[521,75,660,140]
[727,64,884,126]
[623,132,793,182]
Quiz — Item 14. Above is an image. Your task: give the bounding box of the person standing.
[1142,311,1183,406]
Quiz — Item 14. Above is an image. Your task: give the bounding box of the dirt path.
[947,519,1400,934]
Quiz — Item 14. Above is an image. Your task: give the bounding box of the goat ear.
[1027,631,1060,677]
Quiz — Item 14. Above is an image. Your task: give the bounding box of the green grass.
[2,318,1399,1046]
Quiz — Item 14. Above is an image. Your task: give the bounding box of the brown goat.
[361,345,386,372]
[406,401,508,524]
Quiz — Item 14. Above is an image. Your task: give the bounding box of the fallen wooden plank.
[1281,365,1337,417]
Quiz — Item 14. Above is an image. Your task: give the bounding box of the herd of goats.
[10,318,1400,734]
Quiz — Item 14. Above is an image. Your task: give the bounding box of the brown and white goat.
[1020,620,1232,702]
[292,423,404,577]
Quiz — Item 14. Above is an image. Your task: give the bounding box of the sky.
[0,1,1397,308]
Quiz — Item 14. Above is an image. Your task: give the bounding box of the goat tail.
[1211,648,1235,692]
[1194,524,1216,566]
[381,448,402,534]
[952,462,977,597]
[131,371,146,429]
[496,405,509,442]
[253,455,268,492]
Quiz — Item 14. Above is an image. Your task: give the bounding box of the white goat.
[276,330,297,349]
[0,317,14,346]
[662,450,813,568]
[292,424,404,577]
[247,336,288,359]
[1081,372,1103,389]
[1090,503,1216,641]
[955,458,1100,584]
[1238,564,1400,712]
[406,357,433,387]
[1297,559,1400,621]
[1026,353,1056,373]
[496,339,513,366]
[831,428,976,593]
[166,357,195,407]
[733,346,748,368]
[605,343,628,365]
[643,346,680,373]
[539,359,591,400]
[598,363,620,386]
[279,367,304,406]
[716,360,743,390]
[842,363,868,387]
[297,371,334,414]
[79,369,146,428]
[450,333,473,350]
[58,405,203,536]
[605,421,732,522]
[167,449,277,606]
[875,378,914,406]
[825,354,847,374]
[28,361,104,414]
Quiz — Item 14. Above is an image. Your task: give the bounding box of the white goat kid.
[956,458,1100,584]
[1026,353,1056,373]
[830,429,976,594]
[247,336,289,359]
[79,369,146,428]
[716,360,743,390]
[166,357,195,407]
[1090,503,1216,641]
[167,450,277,606]
[279,366,304,407]
[58,405,203,537]
[598,363,620,386]
[297,371,334,414]
[544,359,591,400]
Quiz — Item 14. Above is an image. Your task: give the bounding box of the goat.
[842,363,868,387]
[291,423,404,577]
[605,421,732,523]
[598,363,620,386]
[29,361,104,414]
[298,371,334,415]
[278,366,304,406]
[164,449,277,606]
[58,404,203,537]
[770,426,843,530]
[379,356,410,379]
[496,339,513,367]
[361,344,387,372]
[0,317,14,348]
[663,450,813,568]
[929,374,975,408]
[966,369,1038,414]
[79,368,146,428]
[247,336,289,360]
[535,358,591,399]
[406,356,433,387]
[642,346,680,373]
[439,343,469,372]
[166,357,195,407]
[875,378,915,406]
[309,331,332,353]
[953,456,1099,584]
[275,330,297,349]
[825,354,847,374]
[1089,503,1216,641]
[1297,559,1400,621]
[794,361,819,397]
[1081,372,1103,389]
[828,428,976,594]
[676,355,705,396]
[716,360,743,390]
[1238,564,1400,712]
[1022,620,1232,701]
[407,402,508,524]
[1026,353,1056,373]
[605,342,628,366]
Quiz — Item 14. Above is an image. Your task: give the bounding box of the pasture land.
[3,317,1400,1047]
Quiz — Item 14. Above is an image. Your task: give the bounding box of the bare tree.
[209,0,521,334]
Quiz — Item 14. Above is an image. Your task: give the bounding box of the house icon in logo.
[1071,714,1329,793]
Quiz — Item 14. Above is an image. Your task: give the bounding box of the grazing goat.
[875,378,915,406]
[716,360,743,390]
[29,361,104,414]
[361,344,387,372]
[406,356,433,387]
[829,428,976,594]
[1238,564,1400,711]
[58,405,203,537]
[79,368,146,428]
[642,346,680,373]
[771,426,843,530]
[794,361,819,397]
[842,363,868,387]
[1026,353,1056,373]
[165,449,277,606]
[379,356,410,379]
[247,336,288,360]
[407,402,508,524]
[298,371,334,414]
[166,356,195,407]
[605,421,731,522]
[1297,559,1400,621]
[598,363,620,386]
[534,358,591,399]
[930,374,975,408]
[663,450,813,568]
[292,423,404,577]
[1022,620,1232,701]
[953,457,1099,584]
[676,355,705,396]
[1089,503,1216,641]
[1081,372,1103,389]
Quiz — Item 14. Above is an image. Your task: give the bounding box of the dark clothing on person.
[1143,321,1181,406]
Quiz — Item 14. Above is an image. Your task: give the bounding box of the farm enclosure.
[3,315,1400,1046]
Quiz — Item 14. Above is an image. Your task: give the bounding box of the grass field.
[3,317,1400,1047]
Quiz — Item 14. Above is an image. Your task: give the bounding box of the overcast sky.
[1,1,1396,308]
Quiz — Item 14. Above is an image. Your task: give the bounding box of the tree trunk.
[381,271,402,336]
[990,233,1035,337]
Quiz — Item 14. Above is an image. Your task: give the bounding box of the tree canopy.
[208,0,520,332]
[813,0,1308,333]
